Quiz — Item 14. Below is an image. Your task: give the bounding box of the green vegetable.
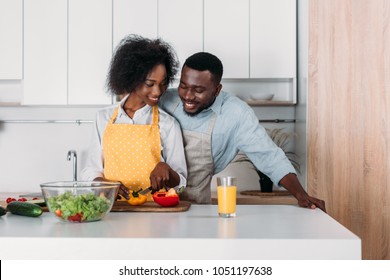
[7,201,43,217]
[47,192,111,222]
[0,206,7,216]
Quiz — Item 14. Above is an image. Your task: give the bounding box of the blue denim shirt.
[159,88,296,185]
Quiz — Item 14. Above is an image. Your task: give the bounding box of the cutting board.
[110,201,191,212]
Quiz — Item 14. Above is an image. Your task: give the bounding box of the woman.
[81,35,187,200]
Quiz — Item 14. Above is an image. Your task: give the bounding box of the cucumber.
[7,201,43,217]
[0,206,6,217]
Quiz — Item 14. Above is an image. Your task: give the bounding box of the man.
[159,52,326,212]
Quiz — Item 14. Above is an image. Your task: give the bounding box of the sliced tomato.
[6,197,16,204]
[68,213,83,222]
[18,198,27,202]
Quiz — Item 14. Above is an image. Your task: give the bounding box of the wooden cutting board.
[110,201,191,212]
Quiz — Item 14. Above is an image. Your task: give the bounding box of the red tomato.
[32,197,40,200]
[18,198,27,202]
[6,197,16,204]
[68,213,83,222]
[55,209,62,217]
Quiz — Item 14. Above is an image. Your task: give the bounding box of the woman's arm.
[153,111,187,190]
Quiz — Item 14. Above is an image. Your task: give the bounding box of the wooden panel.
[204,0,249,78]
[159,0,203,70]
[0,0,22,80]
[308,0,390,260]
[250,0,296,78]
[68,0,112,105]
[113,0,158,48]
[24,0,68,105]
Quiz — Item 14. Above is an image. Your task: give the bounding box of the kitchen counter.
[0,204,361,260]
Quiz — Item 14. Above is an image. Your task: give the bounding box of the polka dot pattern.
[103,105,161,200]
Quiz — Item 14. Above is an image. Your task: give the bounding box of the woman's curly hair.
[107,34,178,96]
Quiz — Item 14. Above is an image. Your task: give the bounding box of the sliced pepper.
[128,190,147,206]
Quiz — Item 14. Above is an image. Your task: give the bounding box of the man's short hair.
[183,52,223,84]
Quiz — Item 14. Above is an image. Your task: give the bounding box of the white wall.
[0,106,101,192]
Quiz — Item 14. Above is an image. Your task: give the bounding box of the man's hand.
[279,173,326,212]
[295,192,326,212]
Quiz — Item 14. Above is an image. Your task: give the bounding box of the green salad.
[47,192,111,222]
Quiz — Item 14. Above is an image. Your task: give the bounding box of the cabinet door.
[204,0,249,78]
[24,0,67,105]
[250,0,296,78]
[159,0,203,71]
[0,0,22,80]
[68,0,112,105]
[113,0,158,48]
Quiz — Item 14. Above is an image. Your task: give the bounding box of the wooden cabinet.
[0,0,22,80]
[204,0,250,78]
[250,0,296,78]
[68,0,112,105]
[23,0,68,105]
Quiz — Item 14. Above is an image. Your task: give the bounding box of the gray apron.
[172,101,217,204]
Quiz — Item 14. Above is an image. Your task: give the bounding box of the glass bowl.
[40,181,120,223]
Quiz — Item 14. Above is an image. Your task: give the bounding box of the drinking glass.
[217,176,237,217]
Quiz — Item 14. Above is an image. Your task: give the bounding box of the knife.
[138,186,154,195]
[138,185,184,195]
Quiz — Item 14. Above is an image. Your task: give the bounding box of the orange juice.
[217,185,237,217]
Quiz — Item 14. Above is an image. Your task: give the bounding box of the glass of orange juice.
[217,176,237,218]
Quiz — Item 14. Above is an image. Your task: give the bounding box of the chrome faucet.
[67,150,77,181]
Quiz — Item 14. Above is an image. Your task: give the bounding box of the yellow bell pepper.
[128,190,147,206]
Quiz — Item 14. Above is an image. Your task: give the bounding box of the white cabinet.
[204,0,249,79]
[113,0,158,48]
[250,0,296,78]
[68,0,112,105]
[159,0,203,70]
[23,0,68,105]
[17,0,296,105]
[0,0,22,80]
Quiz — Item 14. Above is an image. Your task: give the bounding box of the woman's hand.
[150,162,180,191]
[93,177,129,200]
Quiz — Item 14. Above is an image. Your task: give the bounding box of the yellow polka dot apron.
[103,105,161,201]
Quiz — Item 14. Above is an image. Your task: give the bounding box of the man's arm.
[279,173,326,212]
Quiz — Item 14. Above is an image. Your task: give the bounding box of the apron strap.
[152,105,159,126]
[109,106,120,124]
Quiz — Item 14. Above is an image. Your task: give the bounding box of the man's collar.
[207,91,224,115]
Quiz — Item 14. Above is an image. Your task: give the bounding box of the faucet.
[67,150,77,181]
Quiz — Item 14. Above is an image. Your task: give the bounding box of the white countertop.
[0,205,361,260]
